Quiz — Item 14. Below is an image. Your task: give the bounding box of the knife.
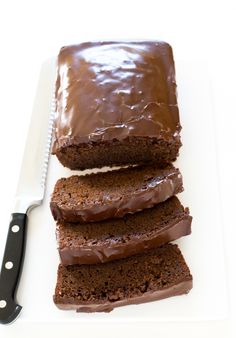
[0,59,55,325]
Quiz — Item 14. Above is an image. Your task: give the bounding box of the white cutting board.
[0,59,230,337]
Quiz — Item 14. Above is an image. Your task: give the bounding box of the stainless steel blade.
[14,58,56,213]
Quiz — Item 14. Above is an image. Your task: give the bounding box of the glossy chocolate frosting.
[53,41,180,152]
[50,166,183,223]
[58,215,192,265]
[54,280,192,313]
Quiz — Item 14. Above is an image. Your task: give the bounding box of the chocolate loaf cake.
[54,244,192,312]
[57,196,192,265]
[52,41,181,170]
[50,164,183,223]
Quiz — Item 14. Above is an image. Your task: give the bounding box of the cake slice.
[50,164,183,223]
[53,41,181,170]
[53,244,192,312]
[57,196,192,265]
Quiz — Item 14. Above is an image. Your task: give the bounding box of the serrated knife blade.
[0,59,56,325]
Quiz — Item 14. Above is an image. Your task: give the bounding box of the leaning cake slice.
[50,164,183,223]
[53,244,192,312]
[56,196,192,265]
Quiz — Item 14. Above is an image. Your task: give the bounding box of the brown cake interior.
[54,244,192,306]
[55,137,181,170]
[52,165,180,209]
[50,164,183,223]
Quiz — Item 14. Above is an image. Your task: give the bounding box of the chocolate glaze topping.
[53,41,180,152]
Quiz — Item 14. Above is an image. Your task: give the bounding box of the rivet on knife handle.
[0,213,27,324]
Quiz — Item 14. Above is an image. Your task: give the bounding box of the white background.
[0,0,235,337]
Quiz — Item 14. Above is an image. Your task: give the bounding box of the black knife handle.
[0,213,27,324]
